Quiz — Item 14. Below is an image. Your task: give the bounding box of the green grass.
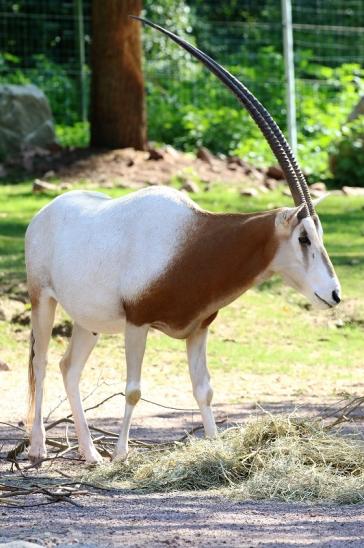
[0,180,363,403]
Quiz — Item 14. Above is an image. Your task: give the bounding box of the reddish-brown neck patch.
[124,209,279,334]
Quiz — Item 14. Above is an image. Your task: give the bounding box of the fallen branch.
[323,396,364,429]
[0,480,88,508]
[7,389,198,461]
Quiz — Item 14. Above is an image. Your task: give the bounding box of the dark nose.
[332,290,341,304]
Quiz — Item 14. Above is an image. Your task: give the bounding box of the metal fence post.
[75,0,87,122]
[281,0,297,156]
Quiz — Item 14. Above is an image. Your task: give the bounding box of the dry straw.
[89,415,364,504]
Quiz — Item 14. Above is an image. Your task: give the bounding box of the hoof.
[81,447,104,465]
[112,449,128,463]
[28,449,47,466]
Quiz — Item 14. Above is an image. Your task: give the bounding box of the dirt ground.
[3,143,285,194]
[1,400,364,548]
[1,487,364,547]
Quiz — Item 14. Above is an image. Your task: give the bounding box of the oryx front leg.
[28,294,57,464]
[113,322,148,461]
[187,328,217,438]
[60,324,101,464]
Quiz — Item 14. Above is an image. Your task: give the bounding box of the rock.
[59,182,71,190]
[310,182,327,192]
[181,180,200,193]
[0,84,55,156]
[249,168,265,183]
[310,189,326,198]
[240,188,259,197]
[0,359,10,371]
[197,147,213,164]
[342,186,364,196]
[148,147,165,161]
[328,318,345,329]
[33,178,58,192]
[164,145,180,159]
[227,156,250,170]
[266,165,285,180]
[264,177,278,190]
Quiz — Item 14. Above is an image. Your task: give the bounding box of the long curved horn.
[131,16,314,217]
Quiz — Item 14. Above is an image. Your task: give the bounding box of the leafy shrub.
[147,46,364,178]
[329,117,364,186]
[56,122,89,148]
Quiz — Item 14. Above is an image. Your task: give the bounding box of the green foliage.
[294,62,364,177]
[56,122,89,148]
[143,0,196,73]
[330,117,364,186]
[147,45,363,178]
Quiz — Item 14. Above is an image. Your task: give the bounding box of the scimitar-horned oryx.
[25,18,341,464]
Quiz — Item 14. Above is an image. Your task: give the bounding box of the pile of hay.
[89,415,364,503]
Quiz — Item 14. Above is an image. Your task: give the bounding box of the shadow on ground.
[1,402,363,547]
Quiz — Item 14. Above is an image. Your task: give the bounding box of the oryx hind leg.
[60,323,101,464]
[28,292,57,463]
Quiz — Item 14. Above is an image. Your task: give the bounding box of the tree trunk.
[90,0,146,149]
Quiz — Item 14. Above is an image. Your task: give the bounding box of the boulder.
[266,165,285,180]
[0,84,55,156]
[342,186,364,196]
[197,146,213,164]
[240,187,259,197]
[147,147,165,161]
[310,182,327,192]
[181,180,200,193]
[32,178,58,192]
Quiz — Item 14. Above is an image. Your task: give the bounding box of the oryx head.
[132,16,341,309]
[273,202,340,309]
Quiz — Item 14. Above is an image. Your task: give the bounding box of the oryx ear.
[276,204,305,230]
[312,193,329,208]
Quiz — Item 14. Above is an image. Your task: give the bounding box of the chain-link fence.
[0,0,91,124]
[0,1,363,173]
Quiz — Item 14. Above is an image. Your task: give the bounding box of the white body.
[27,187,197,336]
[25,186,340,463]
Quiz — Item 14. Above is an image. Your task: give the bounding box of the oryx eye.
[299,235,311,246]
